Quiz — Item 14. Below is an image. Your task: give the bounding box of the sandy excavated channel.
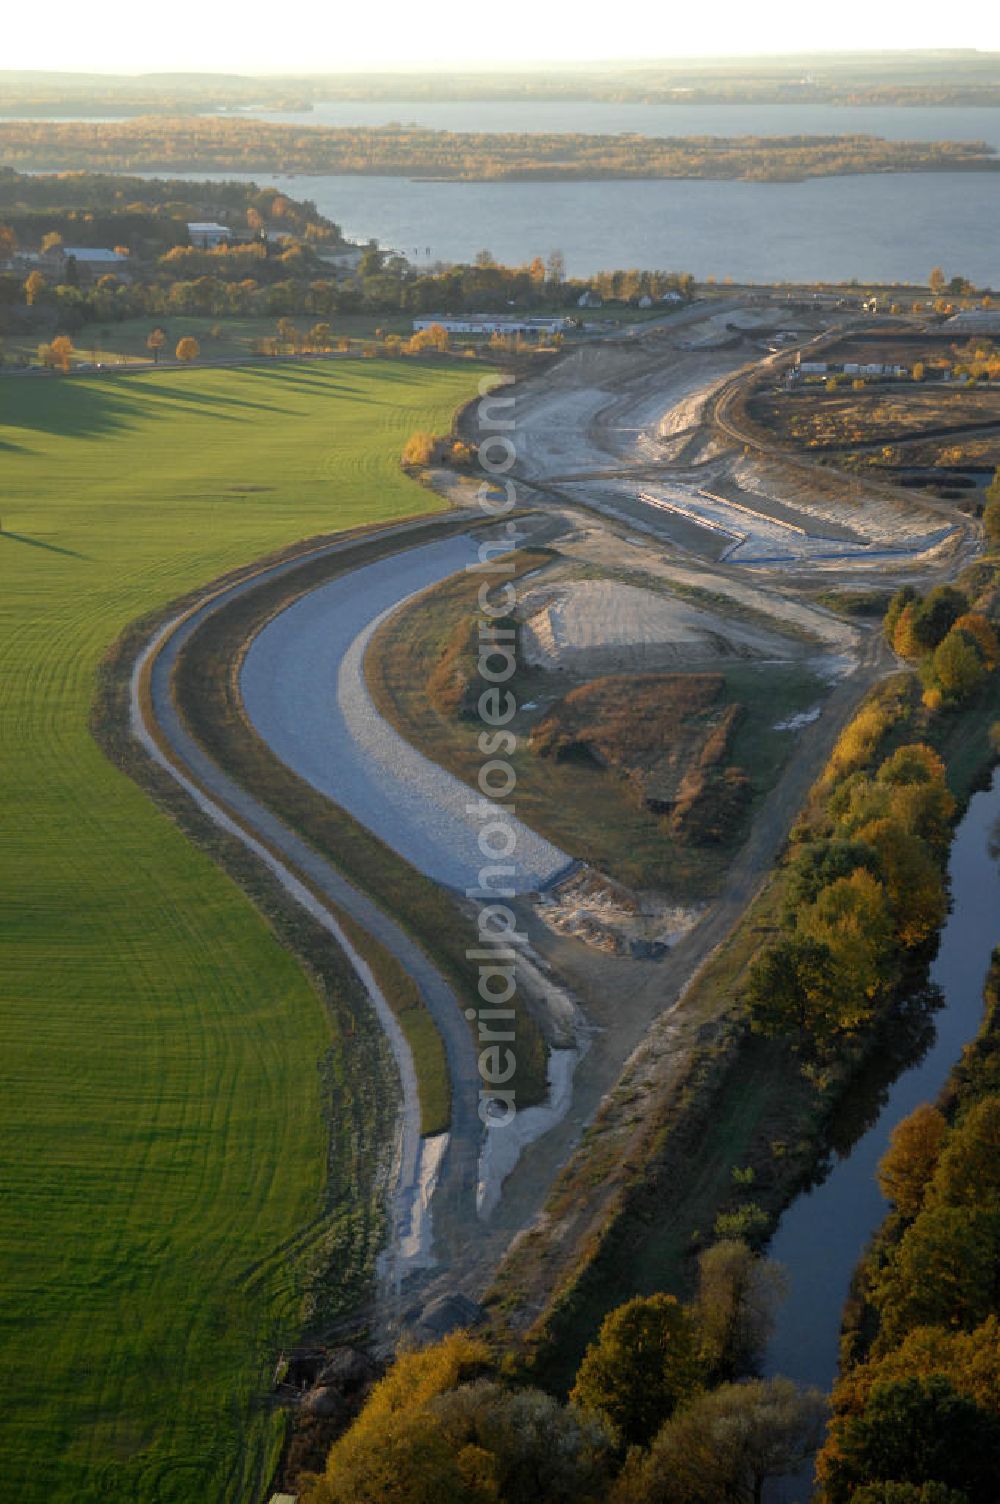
[240,533,572,895]
[511,334,748,481]
[512,305,959,575]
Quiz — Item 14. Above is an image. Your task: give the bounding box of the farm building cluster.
[795,355,913,379]
[791,324,1000,384]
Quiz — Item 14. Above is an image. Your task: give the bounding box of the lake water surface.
[13,102,1000,145]
[135,166,1000,284]
[15,98,1000,282]
[250,99,1000,151]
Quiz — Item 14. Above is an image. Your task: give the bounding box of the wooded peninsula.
[3,118,1000,180]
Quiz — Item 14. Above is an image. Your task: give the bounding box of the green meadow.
[0,359,481,1501]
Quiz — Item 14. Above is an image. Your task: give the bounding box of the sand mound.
[520,578,786,672]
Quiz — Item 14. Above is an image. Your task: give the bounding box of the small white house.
[187,221,231,249]
[577,290,603,309]
[637,294,654,308]
[661,290,684,304]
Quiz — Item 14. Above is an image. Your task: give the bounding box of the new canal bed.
[240,531,572,895]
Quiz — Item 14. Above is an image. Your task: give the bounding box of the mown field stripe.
[0,359,483,1502]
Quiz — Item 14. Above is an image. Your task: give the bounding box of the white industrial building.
[412,314,570,336]
[796,356,910,378]
[187,221,232,248]
[43,246,131,282]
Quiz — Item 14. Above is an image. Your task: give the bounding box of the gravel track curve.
[130,524,491,1321]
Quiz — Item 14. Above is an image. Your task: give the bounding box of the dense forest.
[2,119,999,180]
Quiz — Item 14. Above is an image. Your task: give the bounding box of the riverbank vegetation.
[0,357,485,1501]
[884,581,1000,709]
[287,1238,825,1503]
[744,705,956,1049]
[4,118,1000,180]
[816,955,1000,1501]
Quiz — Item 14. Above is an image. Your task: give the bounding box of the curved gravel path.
[240,533,573,895]
[129,523,491,1315]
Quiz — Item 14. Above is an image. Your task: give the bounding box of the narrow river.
[763,766,1000,1496]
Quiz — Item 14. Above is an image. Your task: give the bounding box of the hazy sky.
[7,1,1000,74]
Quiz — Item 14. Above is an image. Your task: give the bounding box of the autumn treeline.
[2,119,999,180]
[0,166,324,220]
[282,1246,825,1502]
[0,168,337,239]
[745,571,1000,1053]
[0,255,694,336]
[6,65,1000,114]
[0,175,695,334]
[816,960,1000,1502]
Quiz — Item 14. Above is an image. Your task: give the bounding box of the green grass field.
[2,313,420,367]
[1,297,679,371]
[0,358,482,1502]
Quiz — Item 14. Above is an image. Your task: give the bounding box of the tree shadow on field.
[2,373,293,440]
[241,361,456,395]
[131,380,294,417]
[1,531,89,558]
[1,378,163,440]
[236,365,361,398]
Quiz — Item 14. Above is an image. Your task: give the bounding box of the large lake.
[16,99,1000,282]
[153,166,1000,285]
[13,102,1000,145]
[248,99,1000,150]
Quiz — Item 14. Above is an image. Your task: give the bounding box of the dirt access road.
[127,517,494,1336]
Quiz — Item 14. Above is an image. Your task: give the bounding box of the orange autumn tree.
[49,334,74,373]
[877,1104,948,1219]
[953,613,1000,672]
